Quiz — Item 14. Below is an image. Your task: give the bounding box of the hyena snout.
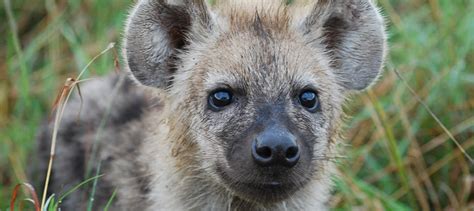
[252,126,300,168]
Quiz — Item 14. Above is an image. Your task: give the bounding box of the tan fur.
[35,0,386,210]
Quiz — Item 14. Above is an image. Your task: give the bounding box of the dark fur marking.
[32,75,151,210]
[321,15,349,69]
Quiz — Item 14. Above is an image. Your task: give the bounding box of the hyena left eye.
[208,89,234,111]
[298,90,320,112]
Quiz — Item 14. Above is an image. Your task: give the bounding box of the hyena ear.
[123,0,213,88]
[301,0,387,91]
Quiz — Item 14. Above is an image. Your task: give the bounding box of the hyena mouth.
[215,163,310,203]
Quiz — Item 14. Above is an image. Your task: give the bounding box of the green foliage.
[1,0,473,210]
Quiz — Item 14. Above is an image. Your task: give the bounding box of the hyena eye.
[298,90,320,112]
[208,89,234,111]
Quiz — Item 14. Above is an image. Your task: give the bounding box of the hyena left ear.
[123,0,213,88]
[301,0,387,91]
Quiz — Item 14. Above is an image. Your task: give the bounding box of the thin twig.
[40,43,116,210]
[392,68,474,164]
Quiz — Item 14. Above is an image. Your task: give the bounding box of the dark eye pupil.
[299,91,319,111]
[209,90,233,109]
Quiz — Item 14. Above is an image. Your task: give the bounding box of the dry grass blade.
[50,77,85,122]
[10,183,40,211]
[40,80,69,210]
[75,80,84,121]
[428,0,441,22]
[421,116,474,153]
[113,47,121,74]
[40,43,116,210]
[77,43,115,79]
[392,68,474,164]
[50,78,79,117]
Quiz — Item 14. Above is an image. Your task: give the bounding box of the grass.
[1,0,473,210]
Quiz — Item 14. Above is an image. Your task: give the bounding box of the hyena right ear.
[123,0,213,88]
[301,0,387,91]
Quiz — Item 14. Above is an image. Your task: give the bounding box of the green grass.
[1,0,473,210]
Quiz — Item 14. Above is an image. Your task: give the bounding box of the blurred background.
[1,0,473,210]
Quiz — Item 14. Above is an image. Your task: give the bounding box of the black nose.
[251,128,300,168]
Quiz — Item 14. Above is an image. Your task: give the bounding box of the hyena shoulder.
[34,75,155,210]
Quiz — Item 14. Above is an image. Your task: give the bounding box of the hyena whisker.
[311,156,346,162]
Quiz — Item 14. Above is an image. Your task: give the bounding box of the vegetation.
[1,0,473,210]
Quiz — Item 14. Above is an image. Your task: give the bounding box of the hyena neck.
[141,113,331,210]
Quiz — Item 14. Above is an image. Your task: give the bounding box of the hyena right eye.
[299,90,320,113]
[208,89,234,111]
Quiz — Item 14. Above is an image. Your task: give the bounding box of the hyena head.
[124,0,386,204]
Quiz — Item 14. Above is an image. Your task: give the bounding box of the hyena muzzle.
[33,0,386,210]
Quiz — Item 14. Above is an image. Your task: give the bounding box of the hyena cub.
[35,0,386,210]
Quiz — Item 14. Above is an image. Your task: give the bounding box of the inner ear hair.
[303,0,387,91]
[123,0,212,89]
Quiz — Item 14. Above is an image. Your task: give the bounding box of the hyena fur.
[33,0,386,210]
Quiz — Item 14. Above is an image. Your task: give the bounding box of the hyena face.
[184,33,344,202]
[124,0,385,204]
